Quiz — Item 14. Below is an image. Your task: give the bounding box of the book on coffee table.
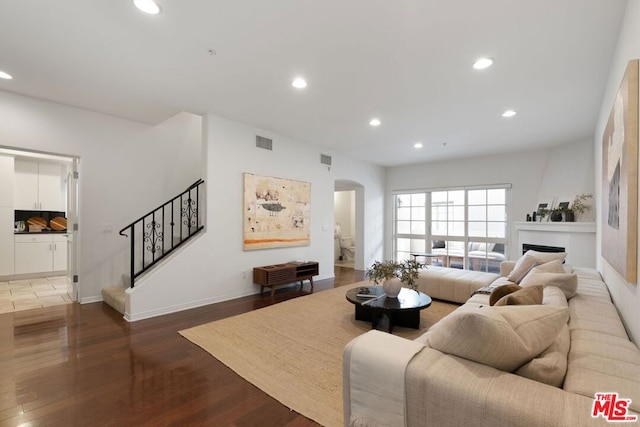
[356,287,379,298]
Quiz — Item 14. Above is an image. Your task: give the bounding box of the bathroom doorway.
[334,190,355,269]
[334,180,364,272]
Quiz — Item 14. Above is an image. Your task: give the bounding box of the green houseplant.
[365,259,425,297]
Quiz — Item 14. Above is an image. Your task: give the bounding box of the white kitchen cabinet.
[14,160,65,211]
[0,207,14,276]
[14,234,68,274]
[53,235,68,271]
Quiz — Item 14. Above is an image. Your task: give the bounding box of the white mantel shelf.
[514,221,596,234]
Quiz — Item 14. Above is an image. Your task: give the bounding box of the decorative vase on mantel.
[550,211,563,222]
[383,277,402,298]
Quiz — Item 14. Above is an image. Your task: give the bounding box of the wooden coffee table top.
[345,286,432,312]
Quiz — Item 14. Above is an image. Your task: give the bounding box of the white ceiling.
[0,0,628,167]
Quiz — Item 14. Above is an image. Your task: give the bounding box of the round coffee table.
[345,286,432,333]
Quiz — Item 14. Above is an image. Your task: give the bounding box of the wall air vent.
[256,135,273,151]
[320,154,332,166]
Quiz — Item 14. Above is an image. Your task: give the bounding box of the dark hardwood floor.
[0,266,365,426]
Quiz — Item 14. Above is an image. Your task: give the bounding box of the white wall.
[385,142,595,261]
[0,90,202,302]
[127,114,385,320]
[594,0,640,343]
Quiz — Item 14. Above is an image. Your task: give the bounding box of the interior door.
[66,159,79,301]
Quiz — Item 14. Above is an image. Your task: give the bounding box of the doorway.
[0,147,79,313]
[334,180,365,272]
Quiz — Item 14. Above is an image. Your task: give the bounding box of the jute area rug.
[179,282,458,427]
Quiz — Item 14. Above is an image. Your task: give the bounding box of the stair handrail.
[119,179,204,237]
[119,179,205,287]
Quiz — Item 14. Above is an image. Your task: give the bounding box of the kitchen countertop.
[14,231,69,235]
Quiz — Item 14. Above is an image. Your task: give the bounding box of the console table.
[253,261,319,297]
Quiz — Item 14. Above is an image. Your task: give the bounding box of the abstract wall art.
[243,173,311,250]
[601,59,638,283]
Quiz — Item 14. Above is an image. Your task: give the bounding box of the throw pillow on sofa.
[489,284,522,306]
[494,285,543,306]
[520,270,578,299]
[506,251,567,284]
[515,323,570,387]
[424,305,569,372]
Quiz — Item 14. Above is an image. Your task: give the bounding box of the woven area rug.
[179,282,458,427]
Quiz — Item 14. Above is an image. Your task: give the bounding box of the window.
[394,186,509,273]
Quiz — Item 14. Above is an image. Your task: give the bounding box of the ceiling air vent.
[320,154,332,166]
[256,135,273,151]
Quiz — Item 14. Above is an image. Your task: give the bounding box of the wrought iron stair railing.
[119,179,205,287]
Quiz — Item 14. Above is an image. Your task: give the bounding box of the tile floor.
[0,275,72,314]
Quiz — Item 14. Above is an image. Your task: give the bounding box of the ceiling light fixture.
[291,78,307,89]
[369,118,381,127]
[502,109,517,118]
[414,142,423,149]
[473,57,494,70]
[134,0,161,15]
[0,70,12,80]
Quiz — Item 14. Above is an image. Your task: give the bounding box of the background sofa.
[343,258,640,426]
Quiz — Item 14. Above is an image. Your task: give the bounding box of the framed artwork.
[243,173,311,250]
[555,196,575,211]
[602,59,638,283]
[535,198,555,221]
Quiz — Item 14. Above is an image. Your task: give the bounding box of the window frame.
[392,184,511,272]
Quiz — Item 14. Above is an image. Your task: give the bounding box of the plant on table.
[365,259,425,292]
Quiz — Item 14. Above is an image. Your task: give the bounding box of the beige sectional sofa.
[343,259,640,427]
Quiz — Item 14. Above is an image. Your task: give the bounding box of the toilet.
[339,236,355,260]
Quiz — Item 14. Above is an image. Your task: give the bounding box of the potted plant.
[566,193,593,221]
[366,259,424,298]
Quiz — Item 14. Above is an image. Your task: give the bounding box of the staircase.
[102,179,205,314]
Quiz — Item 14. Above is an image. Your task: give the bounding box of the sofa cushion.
[507,255,538,283]
[525,250,567,264]
[520,270,578,299]
[489,284,521,306]
[507,251,568,284]
[515,323,570,387]
[424,304,569,372]
[531,259,565,273]
[494,285,543,306]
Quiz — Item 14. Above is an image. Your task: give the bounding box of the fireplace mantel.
[514,221,596,267]
[514,222,596,233]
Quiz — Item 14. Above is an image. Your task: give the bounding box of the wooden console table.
[253,261,319,297]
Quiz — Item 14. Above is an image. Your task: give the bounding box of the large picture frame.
[602,59,638,283]
[243,173,311,250]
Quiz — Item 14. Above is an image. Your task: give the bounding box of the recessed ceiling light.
[414,142,423,149]
[502,109,517,118]
[473,57,494,70]
[0,70,12,80]
[369,118,381,127]
[291,78,307,89]
[134,0,161,15]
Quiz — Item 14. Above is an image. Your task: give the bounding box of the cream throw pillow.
[515,324,570,387]
[520,270,578,299]
[507,255,538,283]
[425,305,569,372]
[525,250,567,264]
[531,259,565,274]
[507,251,567,284]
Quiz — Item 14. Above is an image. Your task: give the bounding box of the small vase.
[550,212,563,222]
[564,211,575,222]
[382,278,402,298]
